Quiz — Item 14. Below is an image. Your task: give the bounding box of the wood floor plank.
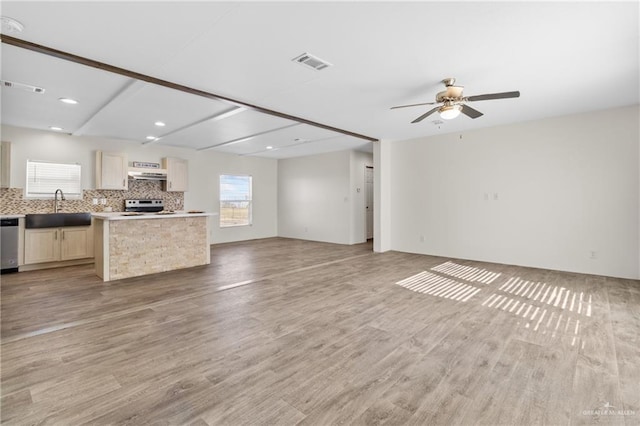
[353,399,413,425]
[0,390,32,425]
[518,344,577,425]
[570,360,626,426]
[1,237,639,425]
[395,310,514,423]
[209,397,306,425]
[454,337,531,425]
[281,326,396,413]
[606,277,640,424]
[295,345,423,425]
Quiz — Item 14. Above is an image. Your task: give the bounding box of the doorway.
[365,165,374,240]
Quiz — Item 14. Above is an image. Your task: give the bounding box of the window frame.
[25,159,83,200]
[219,174,253,228]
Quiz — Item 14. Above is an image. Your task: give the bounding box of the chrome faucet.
[54,189,66,213]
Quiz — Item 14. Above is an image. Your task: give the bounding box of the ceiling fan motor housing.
[436,85,464,103]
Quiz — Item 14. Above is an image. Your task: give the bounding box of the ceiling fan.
[391,78,520,123]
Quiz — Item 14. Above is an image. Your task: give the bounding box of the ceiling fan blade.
[461,104,483,119]
[411,106,440,123]
[390,101,439,110]
[466,91,520,102]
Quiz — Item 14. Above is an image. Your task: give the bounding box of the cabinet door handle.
[62,230,65,240]
[169,181,172,189]
[122,179,125,187]
[54,230,57,240]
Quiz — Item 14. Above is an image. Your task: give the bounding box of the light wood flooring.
[1,237,639,425]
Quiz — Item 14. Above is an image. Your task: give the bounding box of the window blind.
[26,160,82,198]
[219,174,252,227]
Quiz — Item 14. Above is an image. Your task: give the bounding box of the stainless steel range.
[125,199,164,213]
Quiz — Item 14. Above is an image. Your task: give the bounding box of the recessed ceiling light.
[266,146,274,150]
[49,126,64,131]
[154,121,166,127]
[59,97,78,105]
[146,136,157,140]
[1,16,24,33]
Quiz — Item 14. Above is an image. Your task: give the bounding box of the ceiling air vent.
[292,52,332,71]
[1,80,45,93]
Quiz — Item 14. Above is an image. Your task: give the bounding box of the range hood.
[128,167,167,180]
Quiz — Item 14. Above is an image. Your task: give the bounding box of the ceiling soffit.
[0,34,377,159]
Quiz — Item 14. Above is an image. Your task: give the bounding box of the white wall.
[278,150,353,244]
[1,125,278,244]
[277,149,372,245]
[374,139,392,253]
[389,106,640,279]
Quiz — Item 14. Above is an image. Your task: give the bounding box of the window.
[220,174,252,227]
[26,160,82,199]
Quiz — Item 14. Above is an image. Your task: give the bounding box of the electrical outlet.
[92,198,98,205]
[589,250,597,259]
[101,198,107,205]
[493,193,499,201]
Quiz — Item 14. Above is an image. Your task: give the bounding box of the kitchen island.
[92,212,211,282]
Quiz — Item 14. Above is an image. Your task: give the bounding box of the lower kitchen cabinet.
[24,228,58,264]
[60,227,94,260]
[24,226,93,265]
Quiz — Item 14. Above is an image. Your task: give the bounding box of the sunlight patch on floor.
[431,261,501,284]
[395,271,481,302]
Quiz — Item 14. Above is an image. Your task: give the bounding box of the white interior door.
[365,166,374,240]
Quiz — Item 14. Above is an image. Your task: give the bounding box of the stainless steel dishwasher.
[1,218,19,274]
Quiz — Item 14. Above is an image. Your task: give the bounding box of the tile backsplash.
[0,180,184,214]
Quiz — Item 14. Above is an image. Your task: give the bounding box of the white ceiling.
[1,1,638,159]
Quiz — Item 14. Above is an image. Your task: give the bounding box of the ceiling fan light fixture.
[439,104,462,120]
[394,78,519,124]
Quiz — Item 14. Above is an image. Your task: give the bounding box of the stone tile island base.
[93,214,210,281]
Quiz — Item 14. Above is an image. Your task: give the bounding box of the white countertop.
[92,211,211,221]
[1,214,25,219]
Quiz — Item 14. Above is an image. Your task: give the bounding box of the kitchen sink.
[25,212,92,229]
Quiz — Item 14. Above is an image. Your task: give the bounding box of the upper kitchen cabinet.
[1,141,11,188]
[162,157,188,192]
[96,151,128,190]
